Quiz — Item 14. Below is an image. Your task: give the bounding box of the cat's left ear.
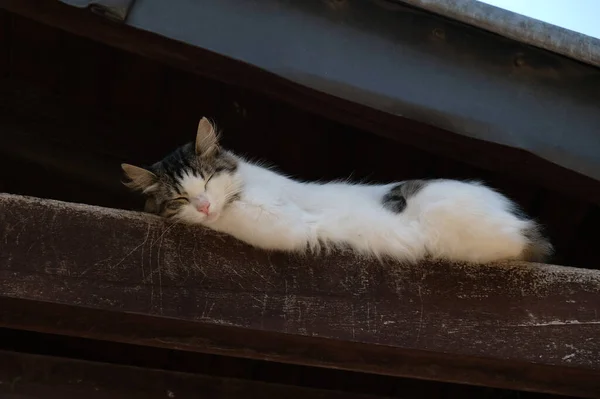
[195,117,220,158]
[121,163,158,192]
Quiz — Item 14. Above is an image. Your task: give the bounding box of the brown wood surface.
[0,350,393,399]
[0,194,599,397]
[2,0,600,205]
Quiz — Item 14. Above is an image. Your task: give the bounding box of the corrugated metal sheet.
[398,0,600,68]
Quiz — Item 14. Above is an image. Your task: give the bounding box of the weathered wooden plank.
[0,297,593,399]
[0,330,572,399]
[0,194,599,397]
[2,0,600,205]
[0,350,392,399]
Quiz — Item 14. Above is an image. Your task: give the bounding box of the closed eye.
[165,197,189,210]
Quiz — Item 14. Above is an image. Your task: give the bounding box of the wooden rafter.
[0,194,599,397]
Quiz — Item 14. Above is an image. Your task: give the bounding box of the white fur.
[174,156,533,264]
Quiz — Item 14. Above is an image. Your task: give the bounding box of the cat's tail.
[520,222,554,263]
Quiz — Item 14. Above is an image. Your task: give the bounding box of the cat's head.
[122,117,241,225]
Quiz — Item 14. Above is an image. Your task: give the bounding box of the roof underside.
[60,0,600,183]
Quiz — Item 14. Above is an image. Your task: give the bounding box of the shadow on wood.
[0,350,391,399]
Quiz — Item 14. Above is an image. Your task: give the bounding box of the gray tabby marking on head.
[382,180,427,213]
[121,117,240,217]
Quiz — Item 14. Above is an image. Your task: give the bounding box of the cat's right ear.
[195,117,219,159]
[121,163,158,192]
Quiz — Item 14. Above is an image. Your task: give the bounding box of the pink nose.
[196,201,210,215]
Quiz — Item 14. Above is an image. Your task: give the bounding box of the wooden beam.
[0,194,599,397]
[0,350,391,399]
[2,1,600,205]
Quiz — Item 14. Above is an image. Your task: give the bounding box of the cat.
[122,117,552,264]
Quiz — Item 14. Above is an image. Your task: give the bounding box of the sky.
[479,0,600,39]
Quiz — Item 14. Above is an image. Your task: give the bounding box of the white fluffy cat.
[122,118,552,264]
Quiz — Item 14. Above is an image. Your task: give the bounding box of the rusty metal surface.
[1,193,599,397]
[59,0,134,21]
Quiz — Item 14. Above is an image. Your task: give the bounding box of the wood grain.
[0,194,599,397]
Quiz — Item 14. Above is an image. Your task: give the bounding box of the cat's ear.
[195,117,219,158]
[121,163,158,192]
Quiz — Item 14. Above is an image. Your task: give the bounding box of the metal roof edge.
[396,0,600,68]
[59,0,135,22]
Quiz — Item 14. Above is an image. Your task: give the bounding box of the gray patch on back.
[382,179,427,213]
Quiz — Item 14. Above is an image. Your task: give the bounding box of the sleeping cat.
[122,117,552,264]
